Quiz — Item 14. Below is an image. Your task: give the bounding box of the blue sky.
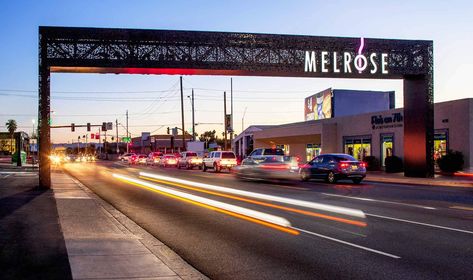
[0,0,472,143]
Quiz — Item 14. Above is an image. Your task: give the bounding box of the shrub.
[385,156,403,173]
[437,150,464,173]
[363,156,380,171]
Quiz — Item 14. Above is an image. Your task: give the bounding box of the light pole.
[242,107,247,132]
[187,89,195,141]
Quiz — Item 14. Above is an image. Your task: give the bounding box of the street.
[62,161,473,280]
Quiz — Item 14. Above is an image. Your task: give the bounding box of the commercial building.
[234,98,472,170]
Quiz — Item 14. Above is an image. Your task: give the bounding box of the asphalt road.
[62,161,473,280]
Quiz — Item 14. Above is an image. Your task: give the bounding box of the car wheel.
[352,178,362,184]
[186,163,191,170]
[202,164,207,172]
[301,170,310,181]
[177,163,181,169]
[326,172,337,184]
[214,163,220,173]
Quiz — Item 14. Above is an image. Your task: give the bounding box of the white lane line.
[292,226,401,259]
[322,193,436,210]
[367,213,473,235]
[140,172,366,218]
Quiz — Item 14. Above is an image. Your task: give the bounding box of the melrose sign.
[304,38,389,75]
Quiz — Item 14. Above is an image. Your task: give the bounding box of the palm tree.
[5,119,17,154]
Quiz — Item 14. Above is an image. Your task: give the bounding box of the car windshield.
[187,152,197,157]
[164,155,175,159]
[264,149,285,155]
[222,152,236,159]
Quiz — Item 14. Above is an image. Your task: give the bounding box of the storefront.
[249,98,472,171]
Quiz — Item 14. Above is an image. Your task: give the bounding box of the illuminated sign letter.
[370,53,378,74]
[321,51,329,73]
[354,54,368,73]
[343,52,352,73]
[381,53,389,74]
[333,52,340,73]
[305,51,317,72]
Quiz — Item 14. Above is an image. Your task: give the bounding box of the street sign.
[172,127,178,136]
[106,122,113,131]
[225,114,232,132]
[122,137,131,143]
[150,136,155,143]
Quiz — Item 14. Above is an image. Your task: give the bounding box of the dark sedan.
[300,153,366,184]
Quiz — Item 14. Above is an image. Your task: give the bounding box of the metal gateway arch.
[38,26,433,188]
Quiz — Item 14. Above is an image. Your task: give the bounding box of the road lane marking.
[292,226,401,259]
[141,176,367,227]
[450,206,473,211]
[321,193,436,210]
[113,173,299,235]
[140,172,366,218]
[366,213,473,235]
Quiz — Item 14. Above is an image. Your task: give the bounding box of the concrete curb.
[364,177,473,188]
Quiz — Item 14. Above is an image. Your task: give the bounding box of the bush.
[363,156,380,171]
[385,156,403,173]
[437,150,464,173]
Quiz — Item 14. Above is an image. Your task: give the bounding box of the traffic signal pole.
[126,110,129,153]
[116,119,119,154]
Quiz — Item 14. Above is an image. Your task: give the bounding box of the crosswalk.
[0,171,38,179]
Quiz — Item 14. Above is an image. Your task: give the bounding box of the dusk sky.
[0,0,471,143]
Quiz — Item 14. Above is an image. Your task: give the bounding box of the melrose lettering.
[305,51,389,75]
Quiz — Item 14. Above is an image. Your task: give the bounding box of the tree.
[199,130,224,149]
[5,119,17,154]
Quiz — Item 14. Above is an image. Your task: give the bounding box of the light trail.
[139,172,366,218]
[141,176,367,227]
[112,173,299,235]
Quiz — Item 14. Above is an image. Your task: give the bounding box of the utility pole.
[116,119,119,155]
[230,78,233,149]
[191,89,195,141]
[99,128,102,156]
[224,91,227,150]
[180,76,186,150]
[126,110,129,153]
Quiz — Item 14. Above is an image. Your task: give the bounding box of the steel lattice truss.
[40,26,432,79]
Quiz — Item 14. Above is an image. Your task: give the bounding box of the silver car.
[233,155,300,181]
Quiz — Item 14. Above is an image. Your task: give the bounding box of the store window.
[344,136,371,161]
[306,144,321,162]
[434,129,448,161]
[380,134,394,166]
[276,144,290,155]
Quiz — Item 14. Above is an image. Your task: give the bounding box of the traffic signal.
[102,122,107,131]
[87,123,91,131]
[167,127,170,134]
[71,123,75,132]
[111,137,114,141]
[91,134,95,139]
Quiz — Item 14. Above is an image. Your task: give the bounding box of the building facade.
[239,98,472,170]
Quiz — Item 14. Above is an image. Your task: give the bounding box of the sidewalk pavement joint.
[52,170,208,280]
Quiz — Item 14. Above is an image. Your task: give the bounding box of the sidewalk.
[0,170,72,280]
[51,170,207,280]
[365,171,473,188]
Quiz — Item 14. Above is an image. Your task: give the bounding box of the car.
[202,151,237,172]
[121,153,135,162]
[160,154,178,167]
[299,153,366,184]
[248,148,285,157]
[233,155,300,181]
[147,152,163,165]
[136,154,148,164]
[177,151,203,169]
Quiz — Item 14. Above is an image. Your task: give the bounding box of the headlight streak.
[112,173,299,235]
[140,176,367,227]
[139,172,365,219]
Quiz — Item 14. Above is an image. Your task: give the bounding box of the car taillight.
[260,164,289,170]
[360,162,367,168]
[339,162,349,168]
